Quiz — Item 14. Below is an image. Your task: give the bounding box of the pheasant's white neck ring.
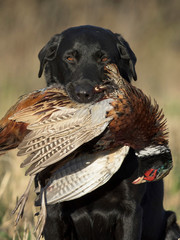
[135,145,170,158]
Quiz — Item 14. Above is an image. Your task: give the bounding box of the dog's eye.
[101,57,108,62]
[67,56,75,62]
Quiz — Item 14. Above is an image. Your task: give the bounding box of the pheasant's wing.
[17,99,114,176]
[9,88,72,125]
[40,146,130,204]
[0,87,70,154]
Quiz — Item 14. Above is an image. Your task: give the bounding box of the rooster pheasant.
[0,64,172,239]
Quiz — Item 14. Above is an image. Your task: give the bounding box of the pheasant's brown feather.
[104,65,168,150]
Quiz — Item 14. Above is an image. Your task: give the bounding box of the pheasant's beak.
[132,176,146,184]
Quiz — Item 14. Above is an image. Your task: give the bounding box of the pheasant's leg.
[12,175,35,225]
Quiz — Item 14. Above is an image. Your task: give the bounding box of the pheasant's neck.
[108,112,168,152]
[135,144,170,158]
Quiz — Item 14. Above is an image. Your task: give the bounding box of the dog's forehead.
[71,41,101,53]
[60,27,118,53]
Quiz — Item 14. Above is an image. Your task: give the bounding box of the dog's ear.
[115,34,137,82]
[38,34,62,78]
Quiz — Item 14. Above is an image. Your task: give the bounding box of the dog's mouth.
[66,82,105,104]
[65,64,120,104]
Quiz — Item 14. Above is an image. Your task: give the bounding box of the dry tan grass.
[0,0,180,238]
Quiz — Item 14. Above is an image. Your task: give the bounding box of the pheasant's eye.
[101,57,108,62]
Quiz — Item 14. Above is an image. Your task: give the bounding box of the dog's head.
[38,25,137,103]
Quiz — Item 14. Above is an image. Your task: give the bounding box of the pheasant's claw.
[94,79,119,94]
[94,85,108,93]
[94,66,120,93]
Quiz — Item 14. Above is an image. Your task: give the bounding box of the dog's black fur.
[38,25,180,240]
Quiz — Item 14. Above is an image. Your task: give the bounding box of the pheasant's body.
[0,64,172,239]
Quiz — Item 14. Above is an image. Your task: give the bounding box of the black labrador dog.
[38,25,180,240]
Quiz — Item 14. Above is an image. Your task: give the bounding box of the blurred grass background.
[0,0,180,239]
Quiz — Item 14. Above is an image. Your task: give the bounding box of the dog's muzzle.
[66,80,103,103]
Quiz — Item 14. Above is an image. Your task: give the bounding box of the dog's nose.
[74,84,94,102]
[66,80,103,103]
